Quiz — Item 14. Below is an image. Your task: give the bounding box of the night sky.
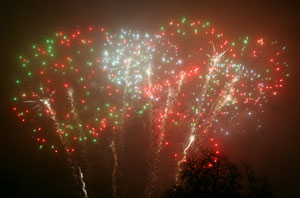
[1,0,300,197]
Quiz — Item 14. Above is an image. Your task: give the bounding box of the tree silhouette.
[165,148,273,198]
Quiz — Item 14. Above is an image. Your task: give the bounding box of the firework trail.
[79,166,88,198]
[110,138,118,198]
[145,72,186,197]
[176,75,239,181]
[67,87,92,195]
[26,90,89,197]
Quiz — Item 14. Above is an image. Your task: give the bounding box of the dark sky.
[1,0,300,197]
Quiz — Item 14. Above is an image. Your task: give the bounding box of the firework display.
[12,18,288,197]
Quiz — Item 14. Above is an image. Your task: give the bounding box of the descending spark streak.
[146,72,185,197]
[199,50,227,110]
[183,135,195,157]
[79,166,88,198]
[111,57,133,198]
[44,93,88,198]
[67,88,90,197]
[158,72,185,153]
[67,88,86,138]
[110,138,118,198]
[174,48,235,182]
[65,157,89,198]
[201,77,239,134]
[29,91,88,197]
[176,75,239,182]
[146,66,153,90]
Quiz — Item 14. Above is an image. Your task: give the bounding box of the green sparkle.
[87,61,92,66]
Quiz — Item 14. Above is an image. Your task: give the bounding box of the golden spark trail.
[28,91,88,197]
[67,88,90,198]
[175,50,233,183]
[146,72,185,197]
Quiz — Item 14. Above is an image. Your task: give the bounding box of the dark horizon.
[1,0,300,197]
